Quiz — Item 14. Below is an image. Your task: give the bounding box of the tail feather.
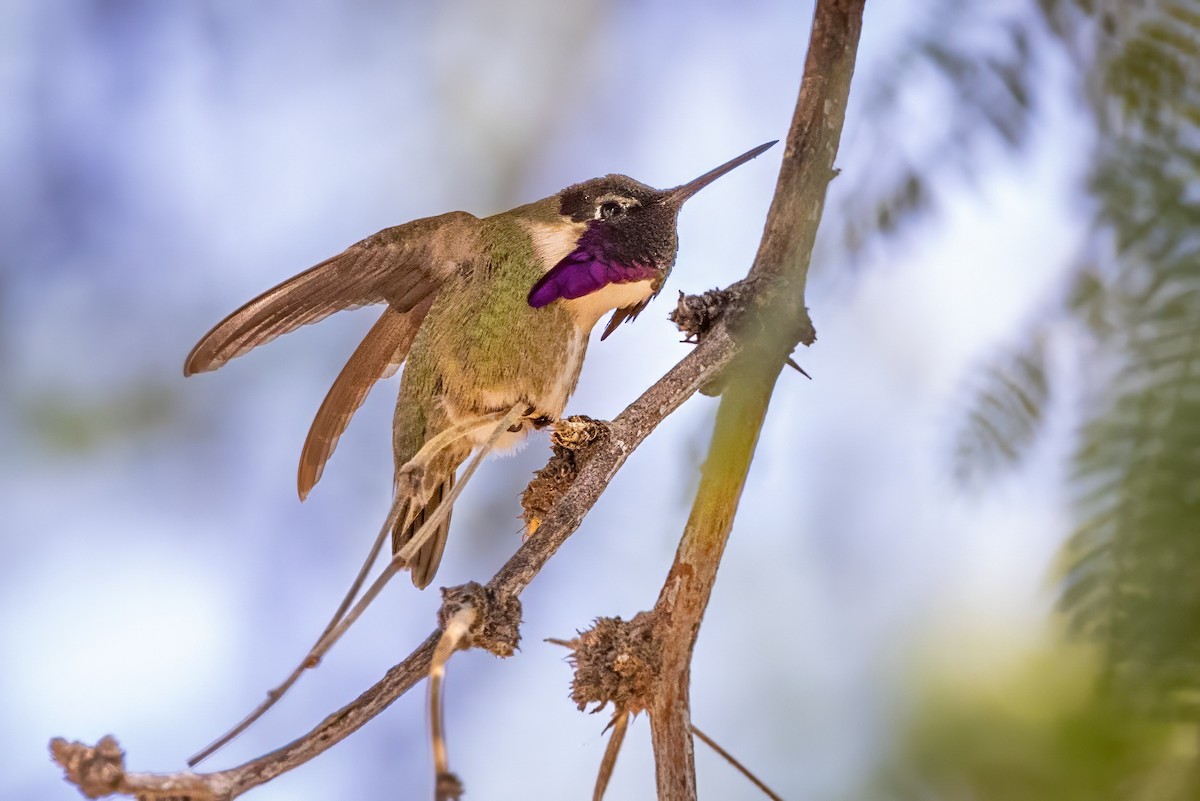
[297,299,434,500]
[393,472,455,589]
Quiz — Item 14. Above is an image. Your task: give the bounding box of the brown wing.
[297,297,434,500]
[183,211,481,376]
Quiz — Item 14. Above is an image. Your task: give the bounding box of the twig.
[593,711,631,801]
[430,607,475,801]
[691,724,783,801]
[647,363,780,799]
[51,736,224,801]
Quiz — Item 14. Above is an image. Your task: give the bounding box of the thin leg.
[281,403,525,693]
[392,410,519,536]
[394,404,524,565]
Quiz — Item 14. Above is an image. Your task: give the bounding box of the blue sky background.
[1,2,1088,799]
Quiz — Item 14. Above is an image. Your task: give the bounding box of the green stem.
[645,0,866,796]
[648,360,782,800]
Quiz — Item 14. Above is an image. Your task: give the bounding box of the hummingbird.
[184,141,776,588]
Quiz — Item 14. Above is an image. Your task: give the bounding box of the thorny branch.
[51,303,741,801]
[647,2,864,798]
[51,0,864,797]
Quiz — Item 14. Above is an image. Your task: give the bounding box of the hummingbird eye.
[598,201,625,221]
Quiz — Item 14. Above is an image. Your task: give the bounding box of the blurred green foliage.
[875,646,1199,800]
[854,0,1200,797]
[20,383,181,453]
[832,0,1038,260]
[952,335,1049,487]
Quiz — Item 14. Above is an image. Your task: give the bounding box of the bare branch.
[691,724,783,801]
[593,711,631,801]
[189,404,525,767]
[51,3,864,797]
[53,287,739,801]
[430,606,475,800]
[647,1,865,798]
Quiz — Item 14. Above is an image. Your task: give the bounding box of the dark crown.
[557,175,663,223]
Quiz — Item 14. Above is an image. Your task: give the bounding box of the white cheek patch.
[517,219,654,331]
[521,220,586,270]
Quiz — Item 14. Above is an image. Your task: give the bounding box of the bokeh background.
[4,1,1198,799]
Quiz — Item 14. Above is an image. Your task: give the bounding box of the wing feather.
[297,298,433,500]
[184,211,480,375]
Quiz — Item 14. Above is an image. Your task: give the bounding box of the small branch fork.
[51,1,863,798]
[549,618,783,801]
[187,404,525,768]
[49,322,738,800]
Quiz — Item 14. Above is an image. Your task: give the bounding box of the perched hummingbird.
[184,141,776,588]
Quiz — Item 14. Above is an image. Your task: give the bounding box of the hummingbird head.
[528,141,777,311]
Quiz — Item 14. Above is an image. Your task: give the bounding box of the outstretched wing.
[297,298,434,500]
[184,211,481,375]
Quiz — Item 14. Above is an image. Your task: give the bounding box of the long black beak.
[662,140,777,207]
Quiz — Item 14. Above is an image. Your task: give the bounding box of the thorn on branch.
[672,284,817,395]
[555,612,661,716]
[672,284,790,397]
[521,416,610,534]
[785,357,812,379]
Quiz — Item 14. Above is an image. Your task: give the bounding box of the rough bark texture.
[647,2,866,798]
